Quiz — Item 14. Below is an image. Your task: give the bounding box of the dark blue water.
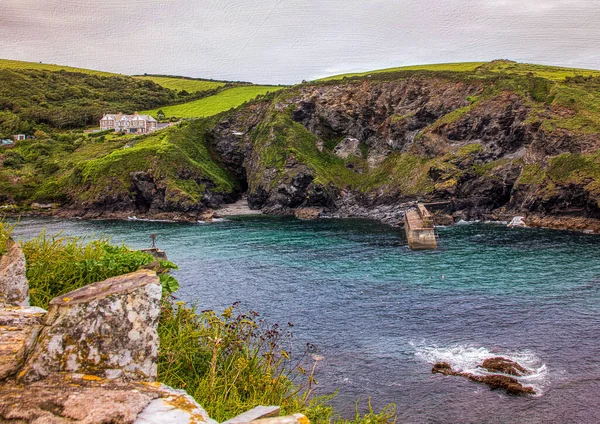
[11,217,600,423]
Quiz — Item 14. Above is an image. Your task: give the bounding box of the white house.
[99,112,158,134]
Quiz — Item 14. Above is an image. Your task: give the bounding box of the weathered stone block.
[0,376,218,424]
[223,405,281,423]
[19,270,162,383]
[0,242,29,306]
[0,306,46,380]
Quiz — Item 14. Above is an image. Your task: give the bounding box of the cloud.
[0,0,599,84]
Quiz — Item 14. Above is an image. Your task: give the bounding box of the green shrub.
[22,232,156,308]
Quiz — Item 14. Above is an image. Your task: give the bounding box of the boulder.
[0,375,218,424]
[507,216,527,228]
[19,270,162,383]
[333,137,362,159]
[479,357,530,376]
[295,207,322,220]
[0,242,29,306]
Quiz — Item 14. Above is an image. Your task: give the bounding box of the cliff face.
[206,71,600,227]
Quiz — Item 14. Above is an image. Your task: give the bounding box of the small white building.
[99,112,157,134]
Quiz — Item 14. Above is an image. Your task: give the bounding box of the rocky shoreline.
[5,201,600,235]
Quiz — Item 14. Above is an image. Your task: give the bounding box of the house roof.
[100,114,157,122]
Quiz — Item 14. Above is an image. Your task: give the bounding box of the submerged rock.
[432,360,535,395]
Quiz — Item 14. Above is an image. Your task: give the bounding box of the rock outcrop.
[19,270,162,383]
[479,357,531,376]
[0,242,28,306]
[432,360,535,395]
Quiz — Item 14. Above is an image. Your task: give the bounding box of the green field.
[319,62,486,81]
[0,58,119,76]
[320,60,600,82]
[134,75,226,92]
[143,85,284,118]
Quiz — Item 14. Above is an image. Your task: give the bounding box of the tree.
[157,110,166,120]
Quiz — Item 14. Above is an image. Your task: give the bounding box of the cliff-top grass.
[142,85,284,118]
[319,60,600,82]
[134,75,227,93]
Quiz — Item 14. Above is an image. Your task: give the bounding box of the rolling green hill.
[321,60,600,82]
[142,85,284,118]
[133,75,227,93]
[0,59,119,77]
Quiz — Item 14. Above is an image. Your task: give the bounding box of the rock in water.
[19,270,162,383]
[471,374,536,396]
[508,216,527,228]
[480,357,531,376]
[431,361,536,395]
[0,242,29,306]
[295,207,322,220]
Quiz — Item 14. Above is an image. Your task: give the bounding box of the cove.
[11,216,600,423]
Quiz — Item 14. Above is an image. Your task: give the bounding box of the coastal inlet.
[10,216,600,423]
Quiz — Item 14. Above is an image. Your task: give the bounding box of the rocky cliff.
[204,64,600,230]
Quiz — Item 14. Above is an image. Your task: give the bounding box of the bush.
[2,151,25,169]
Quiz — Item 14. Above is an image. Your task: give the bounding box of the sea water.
[11,216,600,423]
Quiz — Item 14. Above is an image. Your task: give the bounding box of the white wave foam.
[412,342,550,396]
[455,219,480,226]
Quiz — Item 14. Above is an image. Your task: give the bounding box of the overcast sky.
[1,0,599,84]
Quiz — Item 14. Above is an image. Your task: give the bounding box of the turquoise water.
[11,216,600,423]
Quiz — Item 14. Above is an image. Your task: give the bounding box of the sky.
[1,0,599,84]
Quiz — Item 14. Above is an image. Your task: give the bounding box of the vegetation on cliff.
[0,220,396,422]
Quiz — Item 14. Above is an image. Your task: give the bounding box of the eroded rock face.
[19,270,162,383]
[0,242,29,306]
[333,137,362,159]
[432,360,535,395]
[0,306,46,380]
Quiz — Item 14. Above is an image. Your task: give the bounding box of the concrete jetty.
[404,203,438,250]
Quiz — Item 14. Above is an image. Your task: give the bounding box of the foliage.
[21,232,157,308]
[0,220,15,256]
[0,67,200,136]
[142,86,284,119]
[159,300,395,423]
